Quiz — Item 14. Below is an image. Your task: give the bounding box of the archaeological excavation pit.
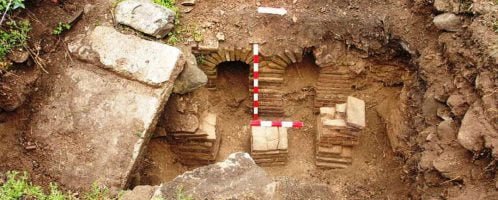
[2,0,496,199]
[139,41,412,186]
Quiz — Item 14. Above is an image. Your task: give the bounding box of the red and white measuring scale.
[250,43,303,128]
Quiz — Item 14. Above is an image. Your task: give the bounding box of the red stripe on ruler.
[253,55,260,63]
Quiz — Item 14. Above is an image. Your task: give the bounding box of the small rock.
[433,147,472,181]
[159,153,275,200]
[7,49,30,64]
[198,33,219,51]
[181,0,196,6]
[437,119,457,144]
[434,0,463,13]
[115,0,176,38]
[180,6,194,13]
[457,101,498,154]
[215,32,225,41]
[446,93,468,117]
[173,47,208,94]
[292,15,297,23]
[83,4,95,14]
[433,13,462,32]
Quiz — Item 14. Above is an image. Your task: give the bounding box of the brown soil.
[1,0,497,199]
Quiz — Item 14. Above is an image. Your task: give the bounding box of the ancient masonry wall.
[195,45,357,115]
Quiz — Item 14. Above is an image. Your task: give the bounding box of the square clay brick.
[320,107,336,119]
[278,127,288,150]
[252,126,268,151]
[266,127,280,150]
[346,96,366,129]
[323,119,347,129]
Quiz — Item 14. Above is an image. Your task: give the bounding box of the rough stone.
[458,101,498,155]
[7,49,30,64]
[121,185,157,200]
[433,147,472,181]
[437,119,457,145]
[69,26,182,87]
[446,93,469,117]
[173,47,207,94]
[28,27,183,190]
[159,152,276,199]
[434,0,464,13]
[198,33,219,52]
[0,69,39,111]
[216,32,225,41]
[181,0,196,6]
[164,113,199,133]
[433,13,462,32]
[115,0,176,38]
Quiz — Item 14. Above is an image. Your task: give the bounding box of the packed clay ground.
[1,0,497,199]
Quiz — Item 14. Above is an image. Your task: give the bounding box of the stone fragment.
[0,70,39,111]
[433,13,462,32]
[433,147,472,180]
[181,0,195,6]
[346,96,366,129]
[198,33,219,52]
[7,49,29,64]
[173,47,207,94]
[437,119,457,144]
[121,185,157,200]
[164,113,199,133]
[160,153,275,199]
[115,0,176,38]
[69,26,182,87]
[458,101,498,155]
[216,32,225,41]
[434,0,465,13]
[446,93,469,117]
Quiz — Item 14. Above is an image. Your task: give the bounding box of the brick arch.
[198,47,254,89]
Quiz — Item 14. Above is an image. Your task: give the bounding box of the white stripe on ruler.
[282,121,293,127]
[253,44,259,55]
[253,79,259,87]
[261,121,272,127]
[254,94,258,101]
[253,63,259,71]
[253,107,258,114]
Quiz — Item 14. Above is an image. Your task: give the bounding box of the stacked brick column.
[167,112,221,166]
[314,66,354,111]
[250,126,289,166]
[315,96,366,169]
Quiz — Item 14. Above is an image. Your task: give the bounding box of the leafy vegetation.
[0,171,117,200]
[0,0,25,13]
[0,19,30,71]
[0,171,74,200]
[52,22,72,35]
[153,0,177,12]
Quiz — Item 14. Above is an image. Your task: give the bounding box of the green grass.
[0,19,30,71]
[52,22,71,35]
[0,0,25,13]
[0,171,117,200]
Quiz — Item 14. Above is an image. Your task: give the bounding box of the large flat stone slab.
[29,27,183,191]
[69,26,181,86]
